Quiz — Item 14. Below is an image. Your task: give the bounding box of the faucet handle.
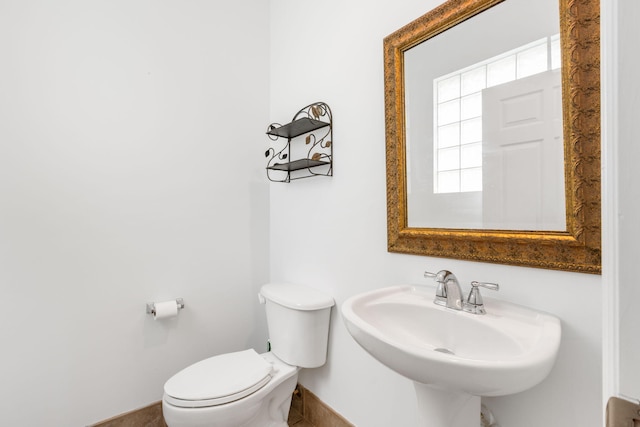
[424,271,437,279]
[424,270,448,306]
[424,270,453,282]
[464,281,499,315]
[471,281,499,292]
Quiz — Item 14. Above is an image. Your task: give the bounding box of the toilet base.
[163,352,299,427]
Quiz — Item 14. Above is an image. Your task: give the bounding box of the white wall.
[269,1,602,426]
[0,1,270,425]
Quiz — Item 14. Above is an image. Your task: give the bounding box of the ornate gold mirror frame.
[385,0,600,273]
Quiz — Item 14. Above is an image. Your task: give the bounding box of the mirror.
[405,0,564,231]
[385,0,600,273]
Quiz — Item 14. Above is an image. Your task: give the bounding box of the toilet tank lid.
[260,283,335,310]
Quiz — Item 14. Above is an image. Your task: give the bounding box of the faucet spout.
[443,277,463,310]
[425,270,463,310]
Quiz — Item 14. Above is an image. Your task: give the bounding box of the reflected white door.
[482,69,565,231]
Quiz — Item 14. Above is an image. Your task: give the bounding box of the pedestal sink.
[342,285,561,426]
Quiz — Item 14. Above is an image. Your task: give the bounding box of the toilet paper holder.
[146,298,185,316]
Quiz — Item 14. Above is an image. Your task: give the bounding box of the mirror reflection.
[404,0,564,231]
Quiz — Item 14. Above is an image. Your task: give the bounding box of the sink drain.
[434,347,455,355]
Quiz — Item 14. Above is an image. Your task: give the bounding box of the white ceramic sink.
[342,285,561,397]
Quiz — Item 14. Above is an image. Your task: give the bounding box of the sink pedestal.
[414,383,480,427]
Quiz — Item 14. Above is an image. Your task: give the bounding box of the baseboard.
[89,401,166,427]
[294,383,355,427]
[607,396,640,427]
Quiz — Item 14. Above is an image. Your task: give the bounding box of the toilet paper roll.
[153,300,179,320]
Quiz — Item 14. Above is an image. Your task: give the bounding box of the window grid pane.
[437,75,461,103]
[461,118,482,144]
[487,56,516,87]
[460,92,482,120]
[460,142,482,168]
[516,43,548,79]
[438,146,460,171]
[437,99,461,126]
[461,67,487,96]
[437,123,460,148]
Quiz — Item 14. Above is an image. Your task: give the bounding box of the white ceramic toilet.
[162,283,335,427]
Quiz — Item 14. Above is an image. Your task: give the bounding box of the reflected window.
[433,35,560,193]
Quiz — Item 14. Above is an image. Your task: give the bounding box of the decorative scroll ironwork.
[265,102,333,183]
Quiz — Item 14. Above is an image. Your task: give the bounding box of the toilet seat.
[164,349,274,408]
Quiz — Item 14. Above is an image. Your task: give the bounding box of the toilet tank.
[259,283,334,368]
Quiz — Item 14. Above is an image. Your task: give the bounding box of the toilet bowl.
[162,283,334,427]
[163,351,299,427]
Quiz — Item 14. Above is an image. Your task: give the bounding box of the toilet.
[162,283,335,427]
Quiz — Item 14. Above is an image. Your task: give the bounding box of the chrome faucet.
[424,270,499,314]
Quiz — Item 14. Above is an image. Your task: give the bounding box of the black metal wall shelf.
[266,117,329,139]
[264,102,333,183]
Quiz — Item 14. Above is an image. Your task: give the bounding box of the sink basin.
[342,285,561,397]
